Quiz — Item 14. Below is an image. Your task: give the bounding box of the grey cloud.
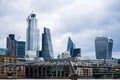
[31,0,74,13]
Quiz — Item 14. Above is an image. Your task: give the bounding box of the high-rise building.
[42,27,54,60]
[26,13,40,51]
[67,37,75,57]
[73,48,81,58]
[95,37,113,59]
[0,48,8,55]
[67,37,75,52]
[26,13,40,59]
[7,34,16,56]
[16,41,25,58]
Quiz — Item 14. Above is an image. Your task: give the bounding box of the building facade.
[76,68,93,77]
[95,37,113,59]
[73,48,81,58]
[16,41,25,58]
[0,55,25,78]
[7,34,16,56]
[26,13,40,51]
[67,37,75,56]
[0,48,8,55]
[61,51,70,59]
[67,37,81,58]
[67,37,75,57]
[42,27,54,61]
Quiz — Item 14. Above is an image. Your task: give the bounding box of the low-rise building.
[0,55,25,78]
[76,68,93,77]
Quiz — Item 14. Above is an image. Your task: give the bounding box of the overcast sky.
[0,0,120,59]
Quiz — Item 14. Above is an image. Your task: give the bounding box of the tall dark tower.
[42,27,54,60]
[95,37,113,59]
[7,34,16,56]
[16,41,25,58]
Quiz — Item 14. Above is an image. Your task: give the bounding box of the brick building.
[0,55,25,78]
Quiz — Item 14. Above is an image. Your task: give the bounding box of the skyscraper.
[67,37,75,57]
[73,48,81,58]
[16,41,25,58]
[7,34,16,56]
[42,27,54,60]
[95,37,113,59]
[26,13,40,51]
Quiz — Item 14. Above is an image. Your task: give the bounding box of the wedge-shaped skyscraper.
[67,37,75,53]
[42,27,54,60]
[95,37,113,59]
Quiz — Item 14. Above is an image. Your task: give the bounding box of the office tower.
[67,37,75,57]
[73,48,81,58]
[38,51,42,57]
[26,13,40,51]
[42,27,54,60]
[95,37,113,59]
[7,34,16,56]
[0,48,8,55]
[16,41,25,58]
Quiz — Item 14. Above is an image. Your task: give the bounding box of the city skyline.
[0,0,120,58]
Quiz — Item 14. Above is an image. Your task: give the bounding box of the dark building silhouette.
[67,37,81,58]
[95,37,113,59]
[73,48,81,58]
[7,34,16,56]
[16,41,25,58]
[42,27,54,60]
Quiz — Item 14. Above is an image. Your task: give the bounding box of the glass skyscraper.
[16,41,25,58]
[67,37,75,57]
[73,48,81,58]
[95,37,113,59]
[26,13,40,51]
[0,48,8,55]
[42,27,54,60]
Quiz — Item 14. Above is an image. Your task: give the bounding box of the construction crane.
[17,36,20,41]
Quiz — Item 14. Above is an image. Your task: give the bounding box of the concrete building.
[7,34,16,56]
[76,68,93,77]
[42,27,54,61]
[25,51,37,60]
[95,37,113,59]
[61,51,70,59]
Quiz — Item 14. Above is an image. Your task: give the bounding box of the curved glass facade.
[26,13,39,51]
[95,37,113,59]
